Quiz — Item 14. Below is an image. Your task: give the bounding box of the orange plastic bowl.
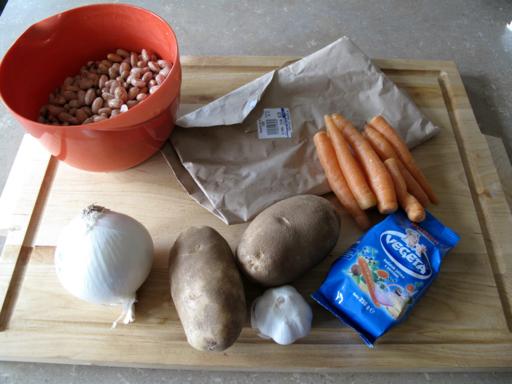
[0,4,181,171]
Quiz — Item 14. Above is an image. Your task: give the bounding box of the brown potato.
[169,226,246,352]
[236,195,340,286]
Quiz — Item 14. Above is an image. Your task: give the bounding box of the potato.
[169,226,246,352]
[236,195,340,286]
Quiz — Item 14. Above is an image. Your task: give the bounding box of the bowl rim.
[0,3,181,132]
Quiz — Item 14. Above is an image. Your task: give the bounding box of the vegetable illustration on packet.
[348,238,424,320]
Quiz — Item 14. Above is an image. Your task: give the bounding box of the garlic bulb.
[55,205,153,327]
[251,285,312,345]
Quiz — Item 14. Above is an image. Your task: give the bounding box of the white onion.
[55,205,154,327]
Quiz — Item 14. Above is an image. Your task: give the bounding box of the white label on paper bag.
[257,108,293,139]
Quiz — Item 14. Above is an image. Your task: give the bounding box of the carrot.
[395,161,430,208]
[362,124,396,160]
[384,158,425,222]
[369,115,439,204]
[324,115,377,210]
[313,131,370,229]
[331,113,398,214]
[358,257,380,308]
[363,124,430,207]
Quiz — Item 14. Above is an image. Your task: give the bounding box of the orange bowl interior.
[1,3,179,122]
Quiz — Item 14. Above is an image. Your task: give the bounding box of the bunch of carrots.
[314,114,437,229]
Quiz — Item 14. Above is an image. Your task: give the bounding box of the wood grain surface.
[0,56,511,371]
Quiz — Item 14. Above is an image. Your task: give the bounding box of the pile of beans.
[38,48,172,125]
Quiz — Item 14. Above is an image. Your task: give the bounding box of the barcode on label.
[257,108,292,139]
[264,119,278,135]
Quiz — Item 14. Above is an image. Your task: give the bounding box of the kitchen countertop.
[1,0,511,382]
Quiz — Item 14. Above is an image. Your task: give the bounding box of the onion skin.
[54,205,154,325]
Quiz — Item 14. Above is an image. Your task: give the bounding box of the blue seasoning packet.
[311,210,460,347]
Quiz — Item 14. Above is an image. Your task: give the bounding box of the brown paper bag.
[162,37,439,224]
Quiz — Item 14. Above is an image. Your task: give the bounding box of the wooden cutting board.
[1,56,511,371]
